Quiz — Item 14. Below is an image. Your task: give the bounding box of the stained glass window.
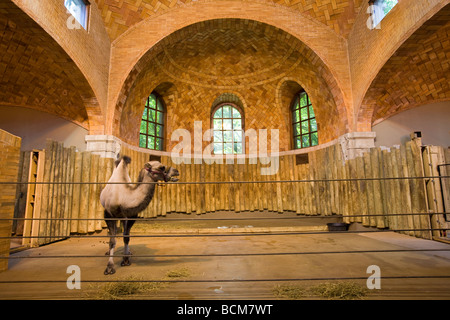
[212,104,243,154]
[139,93,165,151]
[292,90,318,149]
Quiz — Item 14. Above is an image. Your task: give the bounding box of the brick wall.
[118,19,347,153]
[0,129,21,272]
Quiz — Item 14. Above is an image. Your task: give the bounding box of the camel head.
[138,160,168,182]
[165,167,180,182]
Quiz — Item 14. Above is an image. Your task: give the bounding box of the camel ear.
[144,162,151,170]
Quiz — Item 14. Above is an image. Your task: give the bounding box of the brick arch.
[210,92,247,114]
[120,79,178,146]
[8,0,110,134]
[357,5,450,131]
[107,0,352,135]
[276,77,345,147]
[0,1,104,134]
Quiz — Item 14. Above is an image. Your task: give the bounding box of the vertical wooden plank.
[196,162,203,214]
[341,159,351,223]
[406,141,421,237]
[215,162,222,211]
[370,148,385,229]
[185,162,192,214]
[256,159,265,211]
[95,156,106,230]
[385,150,398,231]
[376,149,388,229]
[21,152,34,246]
[88,154,99,233]
[399,144,414,236]
[363,152,375,227]
[330,145,339,215]
[30,150,45,247]
[64,147,75,234]
[356,155,369,226]
[323,148,332,215]
[244,158,251,212]
[293,156,301,214]
[162,155,169,217]
[240,161,246,212]
[380,150,392,229]
[391,148,404,233]
[205,162,211,213]
[71,151,82,233]
[275,156,283,213]
[58,146,67,238]
[335,147,345,217]
[78,151,91,234]
[410,140,431,239]
[286,155,294,212]
[200,161,206,214]
[211,162,216,213]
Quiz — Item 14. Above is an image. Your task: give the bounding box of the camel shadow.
[113,243,208,267]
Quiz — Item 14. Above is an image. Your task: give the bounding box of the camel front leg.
[104,212,117,275]
[121,219,136,266]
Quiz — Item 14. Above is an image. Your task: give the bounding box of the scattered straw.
[165,267,191,279]
[87,275,167,300]
[86,267,193,300]
[310,281,368,300]
[273,284,306,299]
[273,281,368,300]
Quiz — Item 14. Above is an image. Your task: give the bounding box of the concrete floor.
[1,212,450,300]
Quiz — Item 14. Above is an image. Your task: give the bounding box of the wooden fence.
[0,129,21,271]
[15,137,449,247]
[121,138,447,240]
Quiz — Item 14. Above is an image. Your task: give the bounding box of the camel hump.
[122,155,131,164]
[115,155,131,167]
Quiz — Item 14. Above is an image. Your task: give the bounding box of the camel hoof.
[121,257,131,266]
[104,265,116,275]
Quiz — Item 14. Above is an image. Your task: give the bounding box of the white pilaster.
[338,132,376,161]
[85,135,121,159]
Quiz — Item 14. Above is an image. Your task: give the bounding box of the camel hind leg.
[121,218,136,266]
[104,210,117,275]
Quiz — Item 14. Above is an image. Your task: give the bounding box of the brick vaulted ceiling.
[118,19,346,149]
[95,0,365,41]
[359,4,450,128]
[0,2,91,127]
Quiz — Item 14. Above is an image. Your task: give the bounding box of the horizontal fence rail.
[1,175,449,184]
[2,276,450,285]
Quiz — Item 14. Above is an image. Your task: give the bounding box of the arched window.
[212,103,244,154]
[139,93,165,150]
[292,90,318,149]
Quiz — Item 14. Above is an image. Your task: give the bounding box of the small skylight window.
[370,0,398,29]
[65,0,89,30]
